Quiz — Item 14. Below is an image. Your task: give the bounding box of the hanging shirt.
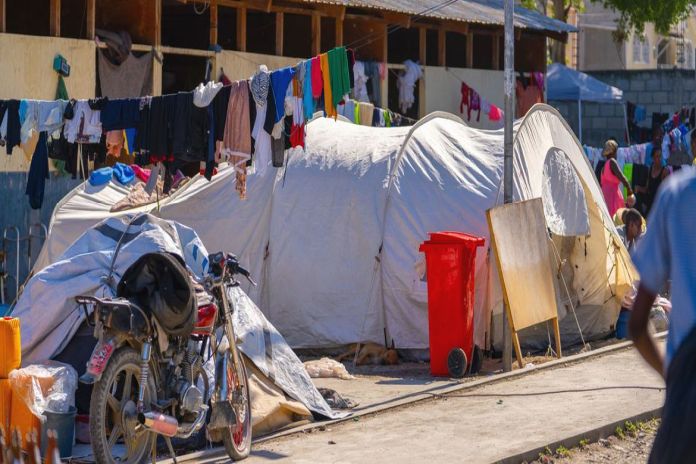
[311,56,323,99]
[63,100,103,144]
[353,61,370,102]
[397,60,422,114]
[252,103,272,177]
[270,67,296,124]
[0,100,21,154]
[25,131,49,210]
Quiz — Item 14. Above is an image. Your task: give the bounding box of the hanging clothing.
[25,131,49,210]
[270,67,296,124]
[106,130,125,158]
[320,54,336,118]
[347,48,355,89]
[601,160,626,217]
[358,102,374,127]
[459,83,470,115]
[303,60,315,120]
[63,100,103,144]
[0,100,21,154]
[397,60,422,114]
[328,46,350,108]
[515,79,543,118]
[488,104,503,122]
[251,66,271,108]
[100,98,141,131]
[252,102,272,176]
[223,80,252,199]
[353,61,370,102]
[311,56,323,99]
[468,90,481,122]
[364,61,382,106]
[98,49,153,99]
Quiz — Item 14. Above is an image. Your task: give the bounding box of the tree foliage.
[598,0,696,36]
[521,0,696,36]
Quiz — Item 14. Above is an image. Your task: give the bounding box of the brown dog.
[335,342,399,366]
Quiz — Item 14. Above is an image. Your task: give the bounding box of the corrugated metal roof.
[301,0,577,34]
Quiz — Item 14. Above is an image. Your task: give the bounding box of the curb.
[171,333,666,463]
[496,407,663,464]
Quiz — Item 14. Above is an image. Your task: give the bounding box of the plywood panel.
[344,16,385,62]
[0,34,96,171]
[487,198,558,331]
[216,50,299,82]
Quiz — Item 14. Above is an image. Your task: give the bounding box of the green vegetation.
[556,445,571,457]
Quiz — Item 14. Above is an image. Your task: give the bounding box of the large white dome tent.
[31,104,636,353]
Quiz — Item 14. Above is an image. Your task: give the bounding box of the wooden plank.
[466,32,474,68]
[492,34,500,70]
[275,11,284,56]
[155,0,162,47]
[438,28,445,66]
[0,0,6,33]
[160,46,216,57]
[336,16,343,46]
[209,0,218,46]
[553,317,563,358]
[50,0,61,37]
[236,6,247,52]
[311,12,320,56]
[512,332,524,369]
[86,0,95,39]
[381,11,410,28]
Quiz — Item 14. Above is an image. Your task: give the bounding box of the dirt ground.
[528,419,659,464]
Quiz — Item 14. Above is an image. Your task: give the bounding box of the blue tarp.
[547,63,623,103]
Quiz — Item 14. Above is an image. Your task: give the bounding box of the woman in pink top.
[601,139,635,217]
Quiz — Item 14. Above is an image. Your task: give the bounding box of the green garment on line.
[623,163,633,198]
[53,75,70,176]
[328,47,350,109]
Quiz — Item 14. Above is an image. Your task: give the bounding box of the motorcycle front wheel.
[221,350,252,461]
[90,348,156,464]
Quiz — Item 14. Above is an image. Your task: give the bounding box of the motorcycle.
[76,251,254,463]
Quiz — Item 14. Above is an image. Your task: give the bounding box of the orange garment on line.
[320,53,336,118]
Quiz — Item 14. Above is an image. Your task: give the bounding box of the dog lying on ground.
[335,342,399,366]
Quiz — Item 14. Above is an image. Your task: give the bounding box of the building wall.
[550,69,696,147]
[424,67,504,130]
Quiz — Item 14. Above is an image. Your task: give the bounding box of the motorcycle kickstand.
[165,436,178,464]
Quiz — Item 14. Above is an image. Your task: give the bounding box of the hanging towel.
[328,47,350,108]
[320,53,336,118]
[311,56,323,99]
[358,102,374,127]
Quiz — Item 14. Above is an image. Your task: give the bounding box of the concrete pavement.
[197,344,665,463]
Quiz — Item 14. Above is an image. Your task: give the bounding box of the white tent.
[33,104,636,352]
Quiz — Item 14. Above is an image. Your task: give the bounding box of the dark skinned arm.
[609,158,634,195]
[629,285,665,378]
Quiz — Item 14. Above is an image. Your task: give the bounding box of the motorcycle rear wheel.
[90,348,156,464]
[221,351,252,461]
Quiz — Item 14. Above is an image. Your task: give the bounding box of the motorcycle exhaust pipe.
[138,412,179,437]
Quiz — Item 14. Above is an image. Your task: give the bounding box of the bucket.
[41,406,76,459]
[616,309,631,340]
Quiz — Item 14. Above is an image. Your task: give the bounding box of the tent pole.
[502,0,514,373]
[623,103,631,145]
[578,99,582,144]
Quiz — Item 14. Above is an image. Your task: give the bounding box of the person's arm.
[629,285,664,378]
[609,158,633,194]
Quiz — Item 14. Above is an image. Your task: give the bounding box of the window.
[632,36,641,63]
[642,38,650,63]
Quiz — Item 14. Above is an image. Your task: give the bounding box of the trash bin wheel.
[447,348,468,379]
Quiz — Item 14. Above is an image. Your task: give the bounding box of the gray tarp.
[13,213,339,419]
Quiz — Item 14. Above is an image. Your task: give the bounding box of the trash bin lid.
[423,232,485,247]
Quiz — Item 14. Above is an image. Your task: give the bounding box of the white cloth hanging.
[352,61,370,103]
[397,60,423,114]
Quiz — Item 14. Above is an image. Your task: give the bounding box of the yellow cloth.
[320,54,336,118]
[0,317,21,378]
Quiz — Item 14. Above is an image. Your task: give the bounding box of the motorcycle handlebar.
[208,252,256,286]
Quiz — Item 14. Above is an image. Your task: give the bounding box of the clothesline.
[446,70,504,125]
[0,46,425,209]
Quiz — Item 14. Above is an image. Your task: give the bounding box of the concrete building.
[573,2,696,71]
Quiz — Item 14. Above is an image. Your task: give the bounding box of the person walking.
[630,167,696,463]
[600,139,635,217]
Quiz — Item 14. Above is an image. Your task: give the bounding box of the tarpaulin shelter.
[31,104,636,353]
[547,63,626,144]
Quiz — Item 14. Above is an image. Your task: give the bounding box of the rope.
[547,235,588,349]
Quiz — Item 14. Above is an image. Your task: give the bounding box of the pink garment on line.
[488,104,502,122]
[601,160,625,217]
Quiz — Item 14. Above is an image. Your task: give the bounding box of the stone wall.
[549,69,696,147]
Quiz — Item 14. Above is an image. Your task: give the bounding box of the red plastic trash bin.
[419,232,485,377]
